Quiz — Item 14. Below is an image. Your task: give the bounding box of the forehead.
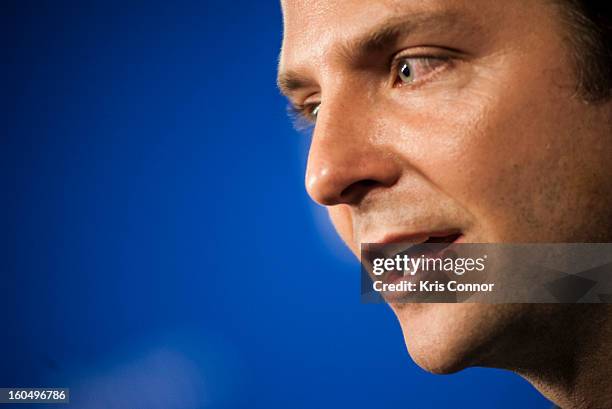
[281,0,392,69]
[279,0,494,71]
[282,0,475,58]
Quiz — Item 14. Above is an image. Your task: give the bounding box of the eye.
[395,57,449,87]
[287,102,320,133]
[296,102,320,123]
[398,60,415,83]
[310,103,320,119]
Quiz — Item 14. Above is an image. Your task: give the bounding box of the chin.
[391,303,528,374]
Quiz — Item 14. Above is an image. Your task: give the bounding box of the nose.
[305,96,401,206]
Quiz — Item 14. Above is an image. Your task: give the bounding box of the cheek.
[382,52,591,241]
[327,205,359,254]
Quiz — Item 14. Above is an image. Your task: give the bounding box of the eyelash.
[288,103,318,133]
[289,54,454,127]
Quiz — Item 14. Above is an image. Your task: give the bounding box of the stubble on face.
[280,0,612,376]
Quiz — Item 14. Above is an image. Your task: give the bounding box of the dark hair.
[558,0,611,102]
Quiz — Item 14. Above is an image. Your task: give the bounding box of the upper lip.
[366,230,462,245]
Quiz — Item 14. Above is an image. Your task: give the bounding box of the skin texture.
[279,1,612,407]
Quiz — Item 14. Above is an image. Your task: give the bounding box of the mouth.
[362,230,464,302]
[366,230,464,270]
[377,230,463,246]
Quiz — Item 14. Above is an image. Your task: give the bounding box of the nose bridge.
[305,80,400,206]
[317,78,371,142]
[312,81,369,160]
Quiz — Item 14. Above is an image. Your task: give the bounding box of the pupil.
[401,63,411,79]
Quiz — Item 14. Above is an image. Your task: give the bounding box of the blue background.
[2,1,551,408]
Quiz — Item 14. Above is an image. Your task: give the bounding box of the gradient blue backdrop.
[2,1,552,408]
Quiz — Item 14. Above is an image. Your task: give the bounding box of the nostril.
[340,179,380,202]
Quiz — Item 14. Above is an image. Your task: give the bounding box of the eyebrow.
[346,12,460,57]
[277,70,315,97]
[277,10,462,97]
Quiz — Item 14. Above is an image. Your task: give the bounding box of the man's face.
[279,0,612,373]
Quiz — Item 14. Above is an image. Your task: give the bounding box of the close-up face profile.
[279,0,612,378]
[6,1,612,408]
